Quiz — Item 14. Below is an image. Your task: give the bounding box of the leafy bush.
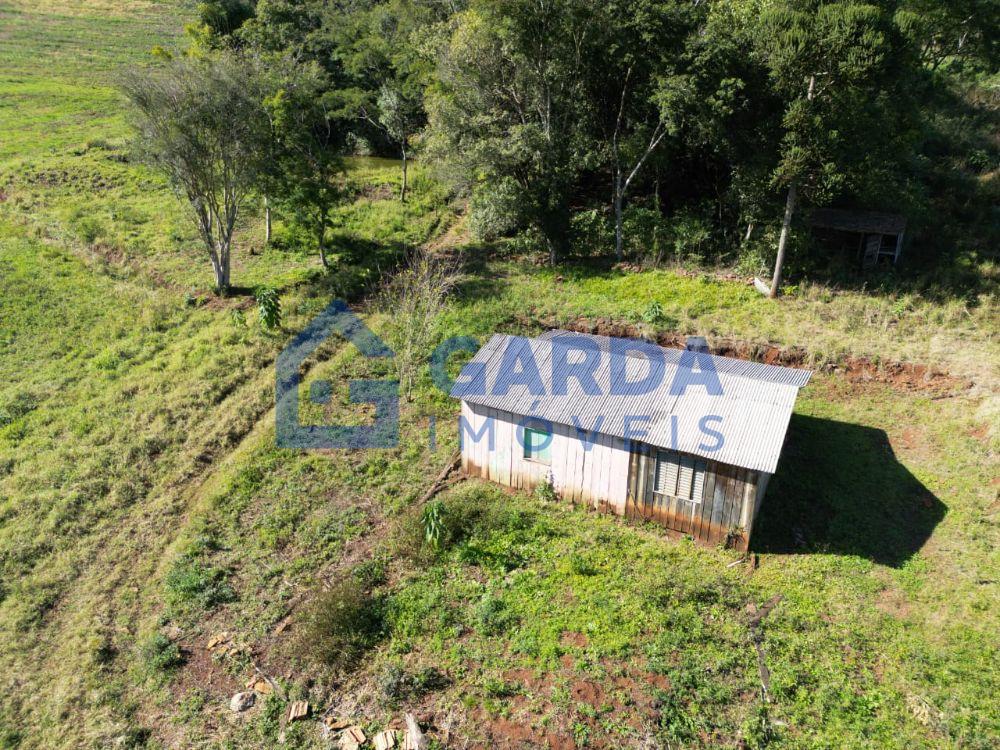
[421,500,444,549]
[642,300,665,325]
[669,209,712,262]
[571,208,612,255]
[469,177,524,241]
[140,632,184,672]
[293,577,382,671]
[255,286,281,330]
[566,551,598,576]
[533,477,558,503]
[71,214,106,245]
[622,205,668,261]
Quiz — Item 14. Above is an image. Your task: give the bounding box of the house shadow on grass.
[751,414,946,568]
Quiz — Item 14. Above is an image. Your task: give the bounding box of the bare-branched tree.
[122,53,269,293]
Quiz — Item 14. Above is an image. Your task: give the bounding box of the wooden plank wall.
[459,402,630,514]
[626,443,759,550]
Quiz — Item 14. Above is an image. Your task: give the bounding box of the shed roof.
[809,208,907,235]
[451,332,811,474]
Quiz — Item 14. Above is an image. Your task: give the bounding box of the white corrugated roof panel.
[451,332,811,474]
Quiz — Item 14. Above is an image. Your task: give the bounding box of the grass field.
[0,1,997,748]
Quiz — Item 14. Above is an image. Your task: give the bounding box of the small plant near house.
[642,299,665,325]
[421,500,445,549]
[255,286,281,331]
[533,476,558,504]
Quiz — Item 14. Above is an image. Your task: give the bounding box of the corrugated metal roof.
[451,331,812,474]
[809,208,906,235]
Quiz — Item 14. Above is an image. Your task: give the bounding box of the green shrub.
[72,214,105,245]
[533,478,558,504]
[669,210,712,262]
[571,208,612,255]
[141,633,184,672]
[469,177,524,241]
[566,551,598,576]
[255,286,281,330]
[421,500,445,549]
[622,205,669,261]
[293,577,382,671]
[475,592,518,635]
[164,555,234,610]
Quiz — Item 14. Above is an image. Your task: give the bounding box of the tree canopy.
[132,0,998,287]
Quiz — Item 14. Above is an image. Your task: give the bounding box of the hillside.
[0,1,997,749]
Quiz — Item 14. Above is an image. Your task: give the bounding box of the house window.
[523,427,552,464]
[654,451,707,503]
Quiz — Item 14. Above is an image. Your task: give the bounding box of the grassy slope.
[0,1,997,749]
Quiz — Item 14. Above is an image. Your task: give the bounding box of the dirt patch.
[876,587,912,619]
[560,630,588,649]
[466,655,674,749]
[896,428,922,451]
[358,183,396,202]
[968,423,990,443]
[514,313,971,394]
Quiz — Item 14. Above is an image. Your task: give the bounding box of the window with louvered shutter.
[654,451,707,504]
[691,459,707,504]
[654,451,679,495]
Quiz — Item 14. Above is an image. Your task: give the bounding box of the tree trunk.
[318,218,330,269]
[211,243,230,294]
[769,183,797,298]
[744,222,754,243]
[264,197,272,245]
[613,171,624,261]
[400,148,408,203]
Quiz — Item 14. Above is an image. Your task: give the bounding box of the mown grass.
[0,1,996,748]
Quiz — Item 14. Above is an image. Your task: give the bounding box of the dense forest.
[126,0,998,294]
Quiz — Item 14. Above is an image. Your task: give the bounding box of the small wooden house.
[809,208,907,269]
[451,331,811,550]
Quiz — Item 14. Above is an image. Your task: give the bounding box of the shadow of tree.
[752,414,946,568]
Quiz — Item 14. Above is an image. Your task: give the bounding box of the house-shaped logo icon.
[276,300,399,449]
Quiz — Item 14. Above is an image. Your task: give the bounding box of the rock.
[374,730,397,750]
[229,691,256,712]
[287,700,310,722]
[245,675,273,694]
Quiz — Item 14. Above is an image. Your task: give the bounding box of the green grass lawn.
[0,1,997,749]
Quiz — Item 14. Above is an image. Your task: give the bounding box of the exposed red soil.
[515,313,971,394]
[464,656,675,749]
[560,630,588,649]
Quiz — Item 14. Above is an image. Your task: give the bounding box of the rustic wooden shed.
[451,331,811,550]
[809,208,907,269]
